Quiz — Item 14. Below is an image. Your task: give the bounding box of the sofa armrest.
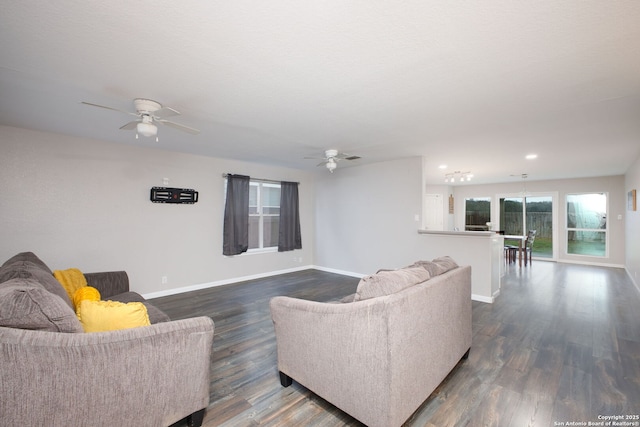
[84,271,129,298]
[0,316,214,427]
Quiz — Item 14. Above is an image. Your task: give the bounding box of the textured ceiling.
[1,1,639,184]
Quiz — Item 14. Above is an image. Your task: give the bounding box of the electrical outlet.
[161,276,168,285]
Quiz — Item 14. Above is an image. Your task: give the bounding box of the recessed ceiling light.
[526,154,538,160]
[439,164,447,169]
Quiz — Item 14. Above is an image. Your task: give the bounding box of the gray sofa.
[0,252,214,427]
[270,257,472,427]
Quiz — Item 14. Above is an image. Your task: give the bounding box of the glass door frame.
[494,191,559,261]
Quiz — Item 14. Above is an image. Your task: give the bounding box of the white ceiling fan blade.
[153,106,180,119]
[81,101,138,116]
[119,121,139,130]
[157,120,200,135]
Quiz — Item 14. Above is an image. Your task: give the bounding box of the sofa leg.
[187,408,205,427]
[462,348,470,360]
[279,371,293,387]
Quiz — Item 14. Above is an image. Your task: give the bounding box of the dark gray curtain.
[223,174,250,256]
[278,181,302,252]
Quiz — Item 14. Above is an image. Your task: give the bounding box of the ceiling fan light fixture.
[137,122,157,138]
[326,159,337,173]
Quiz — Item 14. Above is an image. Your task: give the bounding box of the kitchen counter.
[417,229,503,303]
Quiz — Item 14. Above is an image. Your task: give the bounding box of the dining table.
[504,235,527,267]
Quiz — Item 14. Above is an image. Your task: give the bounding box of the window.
[566,193,607,257]
[249,181,281,250]
[464,198,491,231]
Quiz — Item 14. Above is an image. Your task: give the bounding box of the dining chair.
[504,238,518,264]
[505,245,518,264]
[524,230,537,266]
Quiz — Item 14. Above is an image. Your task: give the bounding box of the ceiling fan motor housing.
[325,149,339,158]
[134,98,162,114]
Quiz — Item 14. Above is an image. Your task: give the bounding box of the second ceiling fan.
[306,149,360,173]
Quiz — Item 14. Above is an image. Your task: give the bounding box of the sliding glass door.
[499,195,554,258]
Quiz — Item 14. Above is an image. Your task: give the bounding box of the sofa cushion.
[405,260,447,277]
[1,252,53,274]
[0,261,74,309]
[432,256,459,273]
[354,267,430,302]
[109,291,171,324]
[0,278,83,333]
[339,293,356,303]
[76,299,151,332]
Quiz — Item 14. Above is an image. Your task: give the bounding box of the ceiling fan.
[81,98,200,141]
[305,149,361,173]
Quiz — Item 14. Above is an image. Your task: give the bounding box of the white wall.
[3,124,636,295]
[0,125,315,295]
[625,153,640,289]
[314,157,424,275]
[442,175,627,267]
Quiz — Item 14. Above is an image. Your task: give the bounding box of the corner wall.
[0,125,315,295]
[314,157,424,275]
[625,153,640,289]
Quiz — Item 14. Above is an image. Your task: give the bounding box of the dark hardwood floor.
[154,262,640,427]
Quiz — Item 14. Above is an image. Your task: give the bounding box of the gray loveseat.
[270,257,472,427]
[0,252,214,427]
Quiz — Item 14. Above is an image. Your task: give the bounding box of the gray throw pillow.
[0,278,83,333]
[339,293,356,303]
[354,267,430,302]
[1,252,53,274]
[405,260,447,277]
[0,261,74,309]
[432,256,459,273]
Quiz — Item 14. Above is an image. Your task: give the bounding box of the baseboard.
[142,265,314,299]
[472,294,495,304]
[556,259,625,269]
[625,267,640,295]
[310,265,366,278]
[316,265,498,303]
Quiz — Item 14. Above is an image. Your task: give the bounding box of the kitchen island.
[418,229,503,303]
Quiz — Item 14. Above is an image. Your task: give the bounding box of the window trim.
[464,197,492,231]
[248,180,281,252]
[565,192,608,258]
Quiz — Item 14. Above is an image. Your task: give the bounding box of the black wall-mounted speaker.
[150,187,198,204]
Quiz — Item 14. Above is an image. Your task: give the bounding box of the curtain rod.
[222,173,299,185]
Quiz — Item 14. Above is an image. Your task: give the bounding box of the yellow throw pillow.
[73,286,101,311]
[77,300,151,333]
[53,268,87,302]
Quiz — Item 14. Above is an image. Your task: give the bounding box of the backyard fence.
[466,212,552,238]
[503,212,552,237]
